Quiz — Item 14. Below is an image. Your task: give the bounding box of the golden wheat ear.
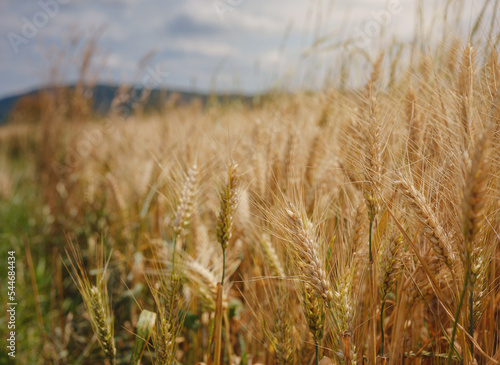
[64,239,116,364]
[395,172,455,271]
[282,200,333,305]
[146,245,185,365]
[378,231,404,300]
[272,291,296,365]
[216,161,240,252]
[259,231,285,279]
[173,163,198,237]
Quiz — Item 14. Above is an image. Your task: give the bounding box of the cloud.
[170,40,236,57]
[105,53,135,70]
[166,13,225,37]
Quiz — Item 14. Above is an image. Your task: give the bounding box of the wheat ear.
[65,241,116,364]
[217,162,240,253]
[405,88,423,170]
[395,173,454,269]
[378,231,404,300]
[273,291,296,365]
[457,44,475,145]
[283,201,333,304]
[173,164,198,237]
[303,282,325,365]
[462,126,492,356]
[260,233,285,278]
[151,273,182,365]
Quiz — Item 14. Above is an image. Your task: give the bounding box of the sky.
[0,0,494,99]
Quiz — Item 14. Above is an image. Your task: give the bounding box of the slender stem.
[315,340,319,365]
[213,284,223,365]
[221,248,226,286]
[469,289,474,358]
[380,299,386,356]
[171,233,178,273]
[368,218,377,363]
[216,248,226,364]
[447,268,470,365]
[224,312,232,365]
[369,219,374,262]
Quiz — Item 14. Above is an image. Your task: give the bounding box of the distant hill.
[0,84,254,125]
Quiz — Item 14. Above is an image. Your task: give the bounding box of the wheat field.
[2,3,500,365]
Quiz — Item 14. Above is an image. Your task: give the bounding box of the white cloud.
[171,40,237,57]
[0,0,495,98]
